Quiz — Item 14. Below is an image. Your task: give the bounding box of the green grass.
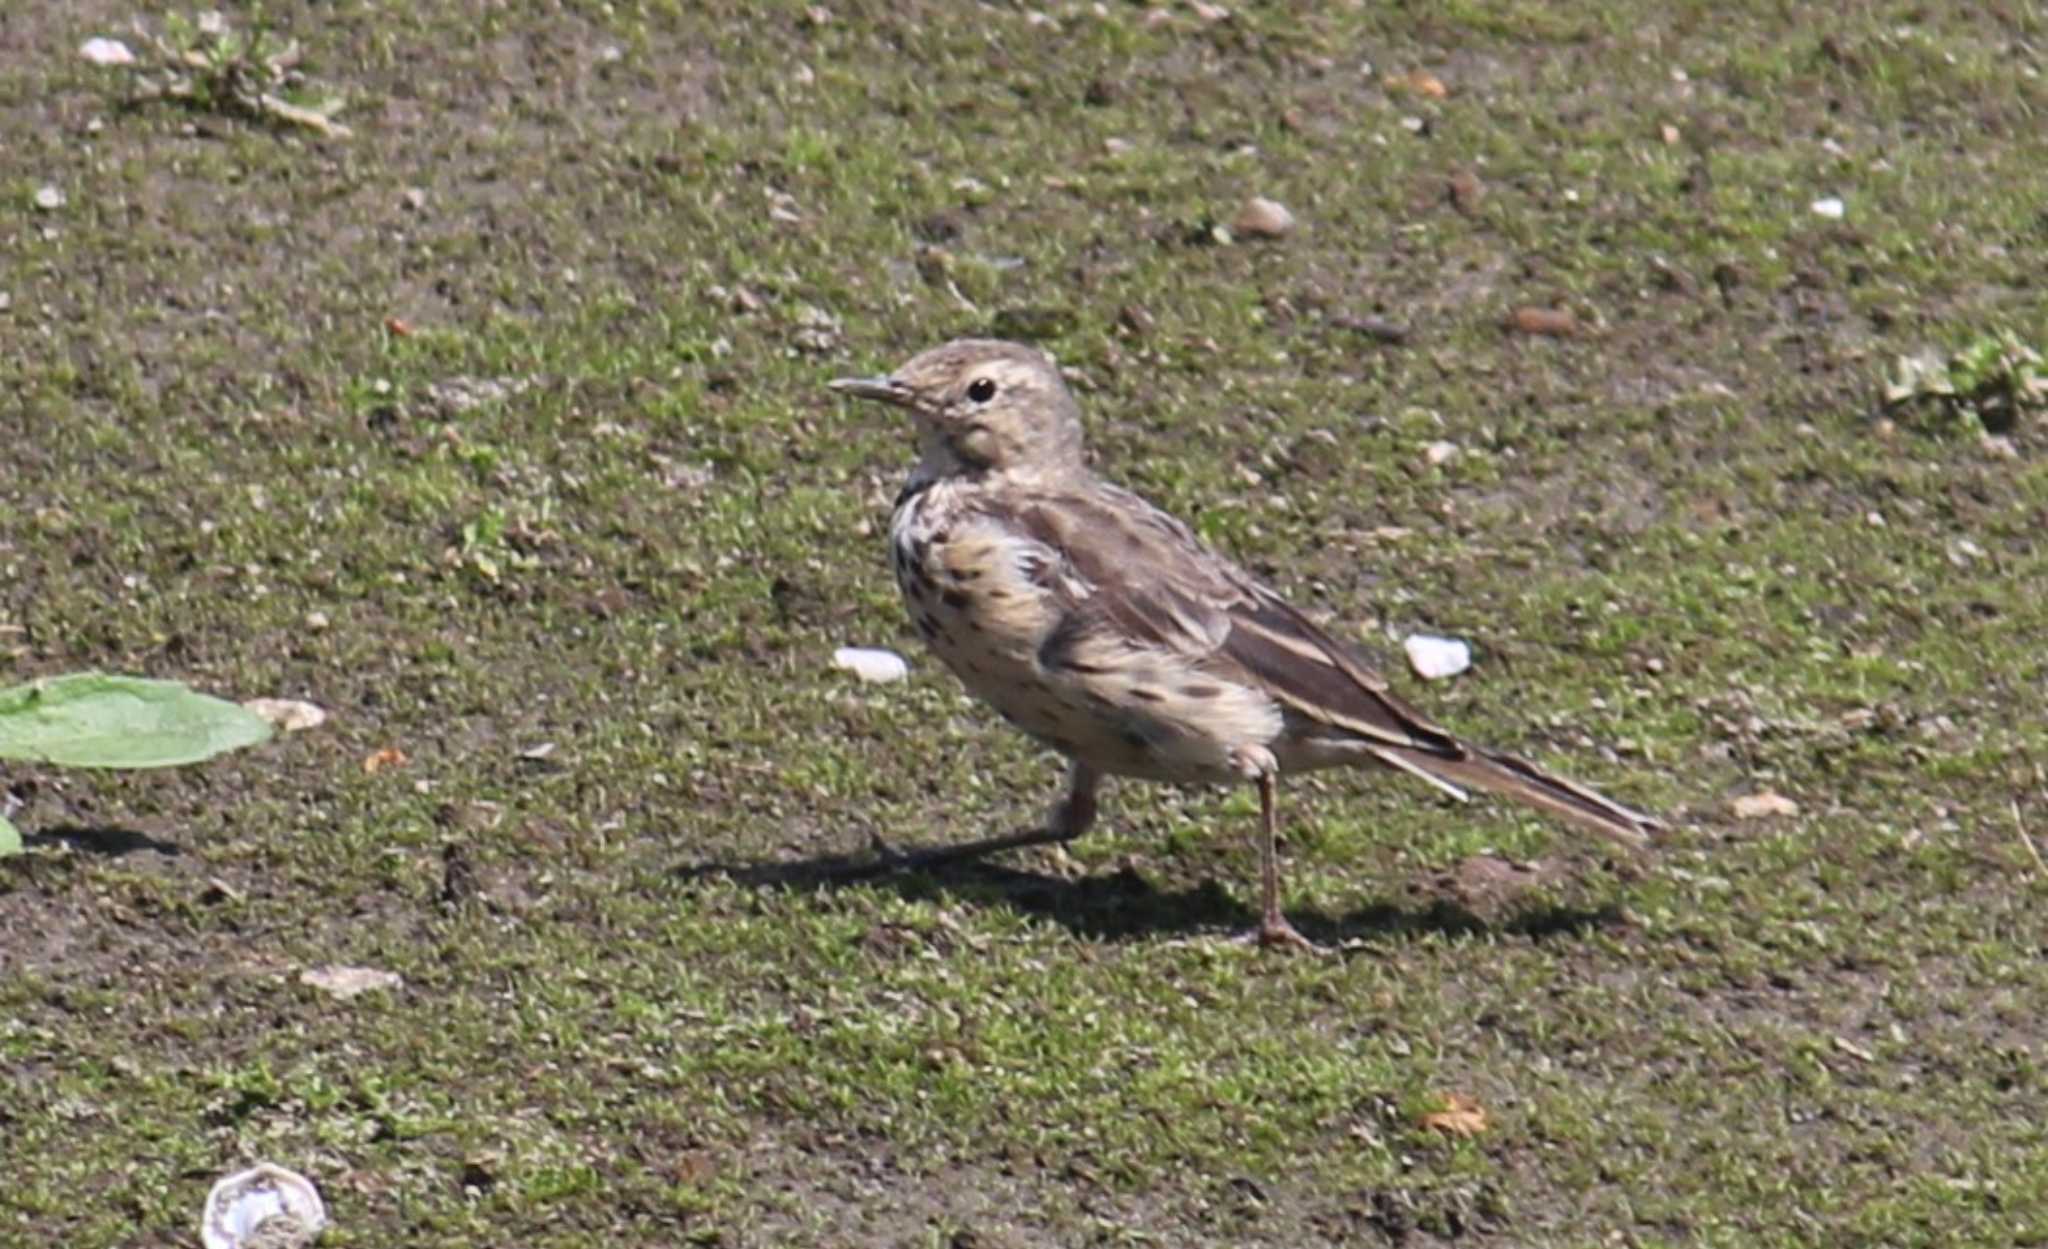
[4,1,2048,1245]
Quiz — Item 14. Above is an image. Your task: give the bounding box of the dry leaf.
[669,1150,718,1185]
[1507,306,1577,337]
[1447,169,1484,214]
[1403,70,1448,98]
[1418,1092,1489,1136]
[362,747,408,774]
[1731,791,1798,819]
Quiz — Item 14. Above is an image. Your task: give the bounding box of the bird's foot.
[1234,914,1325,954]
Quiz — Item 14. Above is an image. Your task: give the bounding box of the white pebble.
[1404,634,1471,680]
[1232,196,1295,239]
[833,646,909,684]
[80,37,136,66]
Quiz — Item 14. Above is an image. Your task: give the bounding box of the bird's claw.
[1234,915,1326,955]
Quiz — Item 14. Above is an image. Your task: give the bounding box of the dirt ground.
[4,2,2046,1246]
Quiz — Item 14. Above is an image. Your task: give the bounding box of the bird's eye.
[966,377,998,404]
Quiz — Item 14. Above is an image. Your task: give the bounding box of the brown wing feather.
[1219,591,1462,755]
[1011,483,1460,755]
[1002,479,1663,846]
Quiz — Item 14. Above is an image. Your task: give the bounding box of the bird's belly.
[899,574,1250,785]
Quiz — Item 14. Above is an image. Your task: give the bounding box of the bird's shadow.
[23,824,182,857]
[675,835,1619,950]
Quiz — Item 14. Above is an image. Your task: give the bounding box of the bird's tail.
[1367,743,1663,850]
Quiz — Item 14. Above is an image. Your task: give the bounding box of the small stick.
[2014,797,2047,880]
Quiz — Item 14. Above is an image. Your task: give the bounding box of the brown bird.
[830,340,1661,949]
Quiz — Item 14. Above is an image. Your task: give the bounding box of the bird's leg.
[1240,767,1321,953]
[857,761,1100,875]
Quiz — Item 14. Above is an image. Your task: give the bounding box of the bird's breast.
[890,484,1061,675]
[886,481,1276,784]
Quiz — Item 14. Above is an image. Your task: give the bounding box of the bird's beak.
[827,374,915,407]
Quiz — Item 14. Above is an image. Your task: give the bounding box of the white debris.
[1810,197,1845,219]
[201,1164,327,1249]
[299,965,401,1000]
[80,37,137,66]
[1403,634,1471,680]
[1731,791,1799,819]
[32,185,65,212]
[833,646,909,684]
[242,698,327,733]
[1422,440,1460,466]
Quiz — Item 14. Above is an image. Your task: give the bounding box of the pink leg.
[1241,768,1321,953]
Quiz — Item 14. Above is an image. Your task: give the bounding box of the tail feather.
[1389,745,1663,850]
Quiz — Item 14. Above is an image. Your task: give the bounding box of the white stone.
[80,37,136,66]
[1403,634,1471,680]
[833,646,909,684]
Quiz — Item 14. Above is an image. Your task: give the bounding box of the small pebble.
[79,37,136,65]
[1233,196,1295,239]
[1404,634,1471,680]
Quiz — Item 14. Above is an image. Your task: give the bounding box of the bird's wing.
[1005,480,1463,759]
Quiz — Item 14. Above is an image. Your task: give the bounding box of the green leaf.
[0,673,275,769]
[0,811,20,857]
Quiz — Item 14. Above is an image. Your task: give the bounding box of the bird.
[829,339,1662,949]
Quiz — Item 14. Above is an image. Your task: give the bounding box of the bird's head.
[830,339,1085,477]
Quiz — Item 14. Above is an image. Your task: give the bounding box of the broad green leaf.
[0,673,275,769]
[0,811,19,856]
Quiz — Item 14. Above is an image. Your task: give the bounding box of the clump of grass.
[116,10,351,137]
[1883,328,2047,434]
